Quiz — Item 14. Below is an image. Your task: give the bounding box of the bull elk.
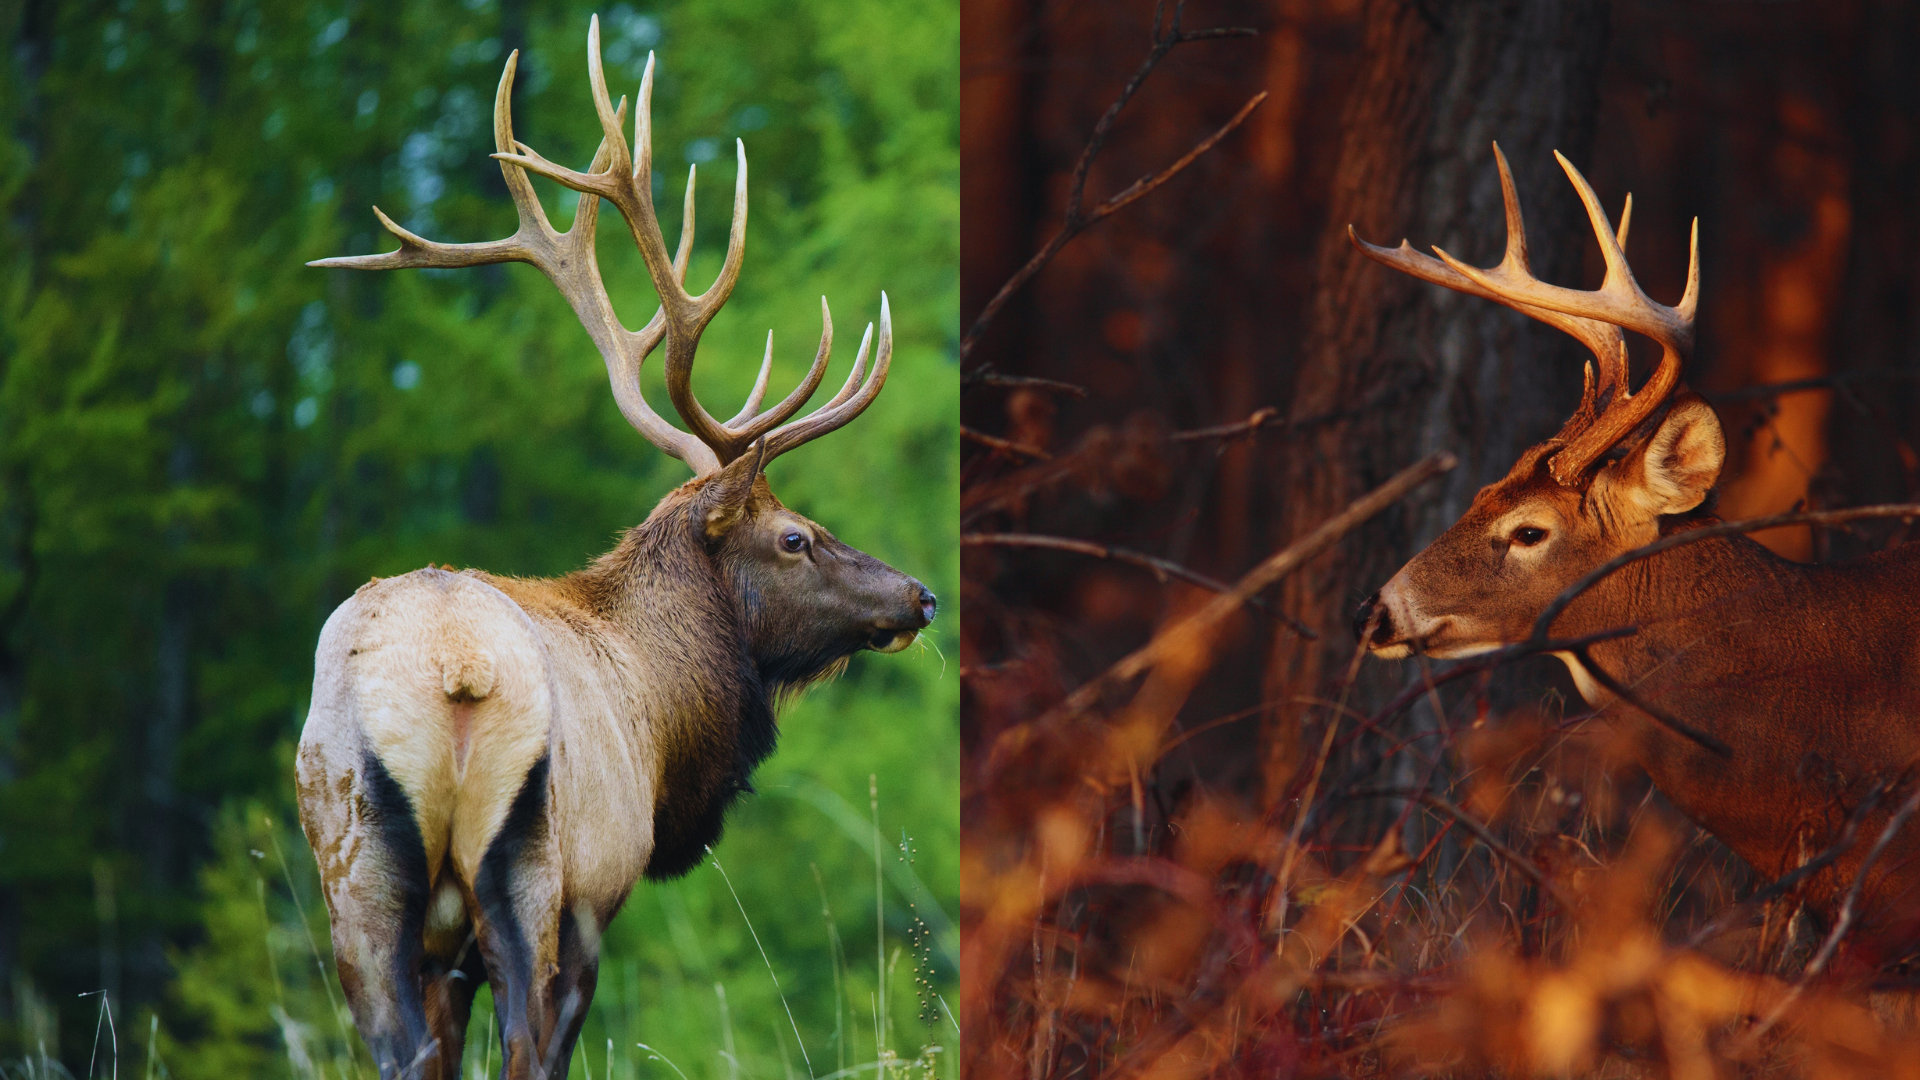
[296,20,936,1079]
[1352,146,1920,947]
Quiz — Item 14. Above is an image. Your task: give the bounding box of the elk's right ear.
[694,439,766,540]
[1627,394,1725,517]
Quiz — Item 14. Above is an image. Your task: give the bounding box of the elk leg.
[471,755,564,1079]
[418,934,487,1080]
[319,754,440,1079]
[537,905,604,1079]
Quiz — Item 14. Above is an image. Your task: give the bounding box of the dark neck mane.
[566,488,779,880]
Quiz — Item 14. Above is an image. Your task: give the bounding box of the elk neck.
[561,485,778,880]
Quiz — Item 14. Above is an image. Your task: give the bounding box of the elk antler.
[311,17,892,477]
[1350,144,1699,486]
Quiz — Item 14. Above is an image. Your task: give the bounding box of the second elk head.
[1350,144,1920,949]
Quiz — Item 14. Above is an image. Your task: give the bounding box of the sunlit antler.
[488,16,890,470]
[1350,143,1699,486]
[313,17,892,476]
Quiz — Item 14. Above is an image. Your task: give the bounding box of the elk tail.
[440,645,496,701]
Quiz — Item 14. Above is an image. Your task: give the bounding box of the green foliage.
[161,803,362,1080]
[0,0,955,1072]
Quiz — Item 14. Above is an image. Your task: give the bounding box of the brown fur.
[1364,390,1920,953]
[297,462,933,1079]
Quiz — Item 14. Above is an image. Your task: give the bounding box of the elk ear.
[1629,394,1725,516]
[695,439,766,541]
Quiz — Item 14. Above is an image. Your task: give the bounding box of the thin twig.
[1564,644,1731,759]
[1741,780,1920,1046]
[971,372,1090,398]
[961,426,1052,460]
[1684,783,1887,950]
[1531,503,1920,645]
[1706,368,1920,403]
[1170,406,1281,442]
[1319,626,1640,775]
[1034,452,1455,726]
[1169,375,1427,444]
[963,532,1318,638]
[960,1,1262,371]
[1347,787,1573,911]
[1512,504,1920,757]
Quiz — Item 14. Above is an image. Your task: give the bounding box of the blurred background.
[0,0,956,1075]
[962,0,1920,1074]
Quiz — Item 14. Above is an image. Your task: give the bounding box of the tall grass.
[962,539,1920,1077]
[54,762,954,1080]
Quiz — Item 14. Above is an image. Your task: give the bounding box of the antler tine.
[1349,144,1627,379]
[492,32,766,467]
[1347,237,1626,379]
[674,165,696,281]
[440,24,890,474]
[1492,142,1529,270]
[314,44,730,473]
[1353,145,1703,486]
[652,139,752,456]
[1391,147,1696,485]
[726,334,777,427]
[1679,216,1700,321]
[759,294,893,463]
[1432,153,1693,358]
[816,321,875,412]
[309,52,553,273]
[717,297,836,440]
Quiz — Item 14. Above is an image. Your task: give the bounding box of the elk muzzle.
[868,583,936,654]
[1353,592,1396,651]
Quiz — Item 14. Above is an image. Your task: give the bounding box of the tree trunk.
[1828,0,1920,532]
[1265,0,1611,806]
[960,0,1039,375]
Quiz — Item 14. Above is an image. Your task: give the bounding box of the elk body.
[1353,147,1920,946]
[296,23,934,1079]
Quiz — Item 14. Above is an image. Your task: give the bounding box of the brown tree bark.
[1265,0,1611,804]
[961,0,1040,377]
[1827,0,1920,529]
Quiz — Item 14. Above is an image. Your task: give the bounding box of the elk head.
[1351,145,1716,660]
[311,22,934,683]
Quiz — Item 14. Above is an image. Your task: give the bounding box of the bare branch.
[1565,644,1732,758]
[1707,368,1920,403]
[1349,787,1573,910]
[1685,782,1887,950]
[959,2,1263,373]
[1741,780,1920,1047]
[970,372,1090,398]
[960,426,1052,460]
[1170,406,1282,443]
[1170,375,1427,444]
[1531,503,1920,645]
[1081,91,1268,228]
[1035,452,1455,726]
[963,532,1318,638]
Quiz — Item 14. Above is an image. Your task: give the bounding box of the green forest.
[0,0,957,1075]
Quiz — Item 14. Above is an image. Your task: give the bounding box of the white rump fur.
[300,569,664,920]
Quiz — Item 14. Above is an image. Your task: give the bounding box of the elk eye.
[1512,526,1548,547]
[780,531,808,554]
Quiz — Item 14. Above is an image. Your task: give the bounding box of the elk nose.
[1353,593,1392,646]
[918,586,938,625]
